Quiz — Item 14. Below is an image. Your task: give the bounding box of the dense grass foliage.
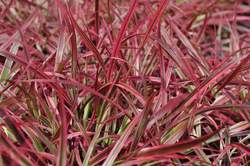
[0,0,250,165]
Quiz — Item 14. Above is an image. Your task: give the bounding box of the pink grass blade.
[140,0,169,47]
[0,11,39,83]
[0,130,34,166]
[0,50,70,102]
[63,4,107,78]
[130,95,154,151]
[56,95,68,166]
[54,28,68,72]
[108,0,137,78]
[64,10,78,80]
[136,127,221,158]
[102,114,141,166]
[116,82,145,106]
[215,53,250,94]
[167,18,210,74]
[156,37,198,85]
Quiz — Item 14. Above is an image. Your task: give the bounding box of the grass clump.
[0,0,250,165]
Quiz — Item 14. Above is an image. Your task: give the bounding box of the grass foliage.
[0,0,250,165]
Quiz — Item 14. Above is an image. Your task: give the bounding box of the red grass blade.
[140,0,169,47]
[136,127,221,158]
[102,114,141,166]
[56,95,68,166]
[0,130,34,166]
[130,94,154,151]
[108,0,137,78]
[63,3,107,78]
